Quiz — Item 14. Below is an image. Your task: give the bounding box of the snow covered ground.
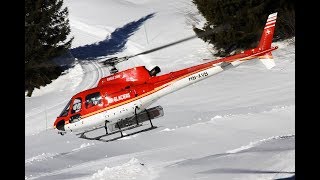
[25,0,295,179]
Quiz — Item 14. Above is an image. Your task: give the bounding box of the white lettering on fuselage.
[108,93,131,103]
[106,74,121,81]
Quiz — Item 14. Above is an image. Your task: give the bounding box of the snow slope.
[25,0,295,179]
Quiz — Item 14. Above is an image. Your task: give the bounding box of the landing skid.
[78,124,157,142]
[80,125,158,142]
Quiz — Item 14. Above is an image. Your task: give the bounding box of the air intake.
[149,66,161,76]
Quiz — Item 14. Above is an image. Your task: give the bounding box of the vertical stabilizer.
[258,12,277,69]
[258,12,277,50]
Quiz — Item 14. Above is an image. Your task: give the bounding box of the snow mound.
[90,158,152,180]
[227,134,295,154]
[160,128,175,132]
[119,134,139,140]
[25,152,58,165]
[211,115,223,120]
[72,143,95,152]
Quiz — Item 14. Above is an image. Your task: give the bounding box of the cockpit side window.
[59,100,71,117]
[85,92,102,109]
[71,98,82,114]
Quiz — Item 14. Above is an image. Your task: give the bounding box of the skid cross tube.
[145,109,153,127]
[116,122,124,137]
[104,120,108,135]
[135,106,139,125]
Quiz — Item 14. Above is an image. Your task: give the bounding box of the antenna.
[144,24,149,45]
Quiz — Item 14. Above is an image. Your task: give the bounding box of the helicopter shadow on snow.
[70,13,156,61]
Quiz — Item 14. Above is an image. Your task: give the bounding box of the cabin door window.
[85,92,102,109]
[70,98,82,123]
[71,98,82,114]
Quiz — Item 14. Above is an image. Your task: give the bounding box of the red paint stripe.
[266,20,276,25]
[267,17,277,22]
[264,24,275,29]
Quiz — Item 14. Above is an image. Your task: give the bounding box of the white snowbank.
[72,143,95,152]
[211,115,223,120]
[90,158,152,180]
[273,37,295,49]
[267,105,291,112]
[119,134,140,140]
[159,128,175,132]
[25,152,58,165]
[227,134,295,154]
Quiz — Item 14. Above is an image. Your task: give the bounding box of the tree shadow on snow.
[70,13,155,60]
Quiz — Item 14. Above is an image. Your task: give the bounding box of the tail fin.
[258,12,277,69]
[258,12,277,50]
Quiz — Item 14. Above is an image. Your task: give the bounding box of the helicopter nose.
[56,125,65,131]
[56,120,66,131]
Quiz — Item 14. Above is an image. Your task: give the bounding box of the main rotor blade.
[130,29,214,58]
[100,29,215,72]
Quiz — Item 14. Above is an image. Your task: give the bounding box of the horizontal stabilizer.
[259,52,275,69]
[231,60,244,66]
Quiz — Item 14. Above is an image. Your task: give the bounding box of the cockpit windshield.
[59,100,71,117]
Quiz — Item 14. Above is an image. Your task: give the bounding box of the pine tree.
[25,0,73,96]
[192,0,294,56]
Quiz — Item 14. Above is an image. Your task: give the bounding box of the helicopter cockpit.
[59,100,71,117]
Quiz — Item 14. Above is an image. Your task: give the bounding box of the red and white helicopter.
[54,13,278,142]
